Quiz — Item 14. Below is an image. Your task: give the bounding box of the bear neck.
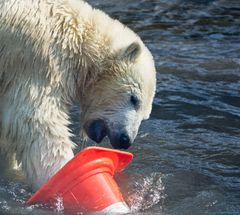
[51,0,141,100]
[0,0,141,103]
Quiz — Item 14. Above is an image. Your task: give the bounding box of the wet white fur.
[0,0,156,190]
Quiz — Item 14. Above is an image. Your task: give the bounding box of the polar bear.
[0,0,156,190]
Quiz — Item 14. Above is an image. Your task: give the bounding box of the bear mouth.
[84,119,132,149]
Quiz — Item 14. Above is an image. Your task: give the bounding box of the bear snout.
[85,119,132,149]
[109,132,132,149]
[85,119,107,143]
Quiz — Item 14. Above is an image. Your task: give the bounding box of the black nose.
[85,119,107,143]
[110,132,131,149]
[119,133,130,148]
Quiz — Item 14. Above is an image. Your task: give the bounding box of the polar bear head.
[81,42,156,149]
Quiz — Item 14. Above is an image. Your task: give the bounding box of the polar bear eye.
[130,95,140,109]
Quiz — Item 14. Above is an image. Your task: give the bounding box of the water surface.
[1,0,240,214]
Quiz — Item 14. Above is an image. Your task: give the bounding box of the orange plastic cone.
[27,146,133,214]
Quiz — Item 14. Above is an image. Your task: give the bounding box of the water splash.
[0,200,10,212]
[0,178,32,214]
[54,195,64,213]
[116,172,166,213]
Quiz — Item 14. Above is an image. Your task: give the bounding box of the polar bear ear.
[120,42,141,62]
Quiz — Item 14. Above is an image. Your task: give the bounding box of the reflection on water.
[1,0,240,214]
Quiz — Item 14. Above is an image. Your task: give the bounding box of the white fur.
[0,0,156,191]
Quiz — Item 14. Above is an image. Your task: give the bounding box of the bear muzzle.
[109,132,132,149]
[85,119,132,149]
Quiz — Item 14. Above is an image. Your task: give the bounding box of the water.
[0,0,240,214]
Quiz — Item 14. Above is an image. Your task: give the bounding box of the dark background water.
[0,0,240,214]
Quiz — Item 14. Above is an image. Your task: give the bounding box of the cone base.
[89,202,130,215]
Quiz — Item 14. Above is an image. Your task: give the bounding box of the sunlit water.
[0,0,240,214]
